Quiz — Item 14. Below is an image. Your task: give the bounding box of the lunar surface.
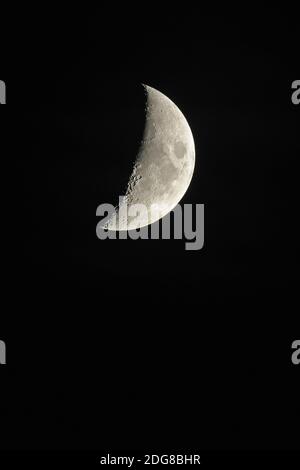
[105,84,195,230]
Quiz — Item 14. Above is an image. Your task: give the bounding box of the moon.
[105,84,195,230]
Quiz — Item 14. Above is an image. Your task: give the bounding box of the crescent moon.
[106,84,195,230]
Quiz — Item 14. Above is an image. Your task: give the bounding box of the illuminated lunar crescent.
[105,84,195,230]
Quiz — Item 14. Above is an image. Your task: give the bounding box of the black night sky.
[1,6,299,455]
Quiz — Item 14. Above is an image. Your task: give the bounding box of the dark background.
[1,7,299,451]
